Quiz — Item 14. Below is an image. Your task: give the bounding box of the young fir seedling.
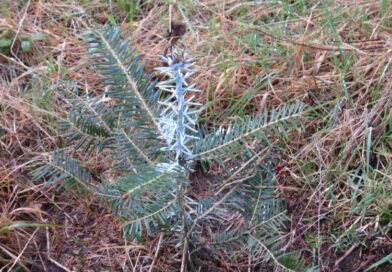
[34,26,306,270]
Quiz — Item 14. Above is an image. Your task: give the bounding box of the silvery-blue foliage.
[156,50,202,164]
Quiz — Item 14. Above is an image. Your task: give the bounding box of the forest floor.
[1,0,391,271]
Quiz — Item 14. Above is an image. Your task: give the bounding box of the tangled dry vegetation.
[0,0,391,271]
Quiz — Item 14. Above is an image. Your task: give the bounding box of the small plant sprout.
[34,26,306,271]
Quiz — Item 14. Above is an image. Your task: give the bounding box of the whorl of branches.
[34,26,307,271]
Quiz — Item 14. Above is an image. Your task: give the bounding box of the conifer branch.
[194,103,304,160]
[120,199,176,229]
[249,234,295,272]
[95,30,161,132]
[120,128,154,165]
